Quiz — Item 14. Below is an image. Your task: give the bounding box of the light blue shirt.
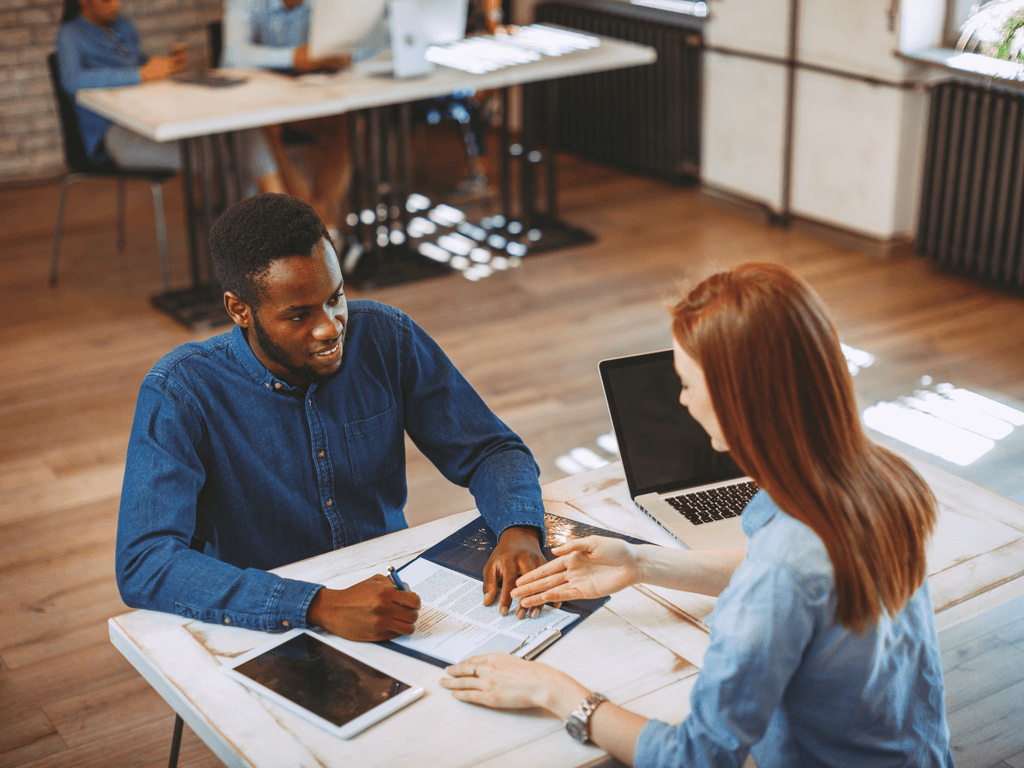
[635,491,955,768]
[220,0,388,70]
[221,0,307,69]
[54,15,147,162]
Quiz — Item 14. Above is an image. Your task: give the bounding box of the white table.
[78,37,656,142]
[76,33,657,324]
[109,458,1024,768]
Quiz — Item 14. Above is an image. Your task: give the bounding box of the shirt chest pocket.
[344,405,401,487]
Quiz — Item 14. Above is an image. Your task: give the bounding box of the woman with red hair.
[442,263,954,767]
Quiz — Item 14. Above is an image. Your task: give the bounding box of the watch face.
[565,714,588,743]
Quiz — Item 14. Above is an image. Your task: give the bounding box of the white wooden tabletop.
[108,458,1024,768]
[77,36,656,143]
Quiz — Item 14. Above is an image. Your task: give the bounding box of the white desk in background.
[109,457,1024,768]
[76,31,657,327]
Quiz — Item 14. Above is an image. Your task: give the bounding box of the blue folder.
[378,512,649,668]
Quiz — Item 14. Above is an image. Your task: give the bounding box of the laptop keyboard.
[666,482,759,525]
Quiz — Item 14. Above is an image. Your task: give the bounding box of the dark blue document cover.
[380,513,649,668]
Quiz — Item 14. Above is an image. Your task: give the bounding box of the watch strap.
[566,691,608,744]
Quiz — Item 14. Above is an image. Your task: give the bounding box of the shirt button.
[274,383,283,390]
[282,620,291,628]
[326,499,333,506]
[318,450,325,458]
[224,617,232,624]
[308,399,312,406]
[265,383,270,389]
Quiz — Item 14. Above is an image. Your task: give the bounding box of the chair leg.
[117,177,127,251]
[168,713,184,768]
[50,175,73,286]
[150,180,172,291]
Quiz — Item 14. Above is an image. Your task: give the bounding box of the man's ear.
[224,291,253,328]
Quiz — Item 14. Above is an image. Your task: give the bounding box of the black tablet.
[223,629,424,739]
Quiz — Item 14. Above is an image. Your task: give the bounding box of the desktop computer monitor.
[308,0,389,58]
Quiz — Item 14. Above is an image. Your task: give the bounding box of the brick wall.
[0,0,221,183]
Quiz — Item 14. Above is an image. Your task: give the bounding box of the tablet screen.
[232,632,412,729]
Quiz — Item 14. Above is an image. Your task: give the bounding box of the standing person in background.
[220,0,359,247]
[442,263,955,768]
[55,0,286,193]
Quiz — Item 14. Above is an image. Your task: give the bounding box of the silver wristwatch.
[565,692,609,744]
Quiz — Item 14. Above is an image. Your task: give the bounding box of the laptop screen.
[598,350,745,497]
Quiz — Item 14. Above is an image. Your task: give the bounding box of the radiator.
[533,0,703,182]
[918,81,1024,289]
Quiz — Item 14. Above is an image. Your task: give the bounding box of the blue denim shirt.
[635,491,955,768]
[55,15,147,162]
[116,301,545,632]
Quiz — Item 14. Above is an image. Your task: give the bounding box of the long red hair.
[671,263,936,632]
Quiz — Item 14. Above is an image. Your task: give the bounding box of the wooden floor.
[2,140,1024,767]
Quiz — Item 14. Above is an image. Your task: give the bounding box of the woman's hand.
[511,536,640,608]
[441,653,588,716]
[140,54,185,82]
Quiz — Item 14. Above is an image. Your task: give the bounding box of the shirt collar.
[740,489,780,537]
[267,0,302,14]
[227,324,304,394]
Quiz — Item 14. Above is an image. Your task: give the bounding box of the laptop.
[598,350,759,549]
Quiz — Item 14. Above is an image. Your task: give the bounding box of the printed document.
[391,558,579,665]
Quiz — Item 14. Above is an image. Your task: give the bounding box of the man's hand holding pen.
[307,575,421,642]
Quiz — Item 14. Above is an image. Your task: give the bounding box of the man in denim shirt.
[116,193,546,640]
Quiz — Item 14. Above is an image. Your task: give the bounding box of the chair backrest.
[208,20,223,67]
[47,51,112,174]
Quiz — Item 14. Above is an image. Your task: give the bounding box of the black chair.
[47,52,175,289]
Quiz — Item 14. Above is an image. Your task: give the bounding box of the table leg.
[180,138,202,288]
[501,87,511,222]
[514,79,593,255]
[149,135,231,330]
[342,106,449,288]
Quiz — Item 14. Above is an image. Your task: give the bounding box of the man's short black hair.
[210,193,331,310]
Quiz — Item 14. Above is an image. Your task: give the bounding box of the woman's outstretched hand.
[511,535,640,609]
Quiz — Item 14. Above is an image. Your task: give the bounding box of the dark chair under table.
[47,52,175,289]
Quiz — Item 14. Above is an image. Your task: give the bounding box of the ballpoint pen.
[387,565,407,591]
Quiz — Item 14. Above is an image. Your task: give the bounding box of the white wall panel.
[704,0,790,58]
[798,0,906,80]
[702,51,788,211]
[789,70,925,238]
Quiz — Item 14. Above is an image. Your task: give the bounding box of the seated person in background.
[442,263,955,767]
[55,0,286,193]
[116,193,547,641]
[220,0,356,243]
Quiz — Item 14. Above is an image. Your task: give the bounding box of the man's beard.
[251,314,341,386]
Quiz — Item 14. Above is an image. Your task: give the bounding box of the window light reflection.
[863,382,1021,467]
